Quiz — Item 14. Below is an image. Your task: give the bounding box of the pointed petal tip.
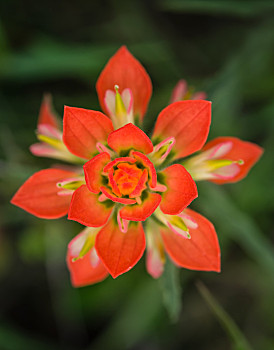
[11,169,76,219]
[38,94,60,129]
[117,45,130,54]
[96,47,152,121]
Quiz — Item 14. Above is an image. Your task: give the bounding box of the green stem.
[196,281,253,350]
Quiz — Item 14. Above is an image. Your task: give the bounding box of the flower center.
[112,163,143,196]
[101,153,155,204]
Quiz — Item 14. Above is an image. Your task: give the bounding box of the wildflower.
[170,79,207,103]
[11,46,263,286]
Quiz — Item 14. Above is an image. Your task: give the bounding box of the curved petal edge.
[161,208,221,272]
[95,220,145,278]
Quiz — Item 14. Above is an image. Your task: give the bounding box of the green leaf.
[159,257,182,322]
[197,281,253,350]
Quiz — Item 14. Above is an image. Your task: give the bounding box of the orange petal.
[84,152,111,193]
[11,169,76,219]
[68,185,113,227]
[108,123,153,155]
[63,106,114,159]
[161,208,220,272]
[160,164,197,215]
[96,46,152,121]
[100,186,136,205]
[131,151,157,188]
[104,156,136,172]
[95,220,145,278]
[38,94,59,129]
[129,169,148,197]
[152,100,211,159]
[120,192,161,221]
[203,137,263,184]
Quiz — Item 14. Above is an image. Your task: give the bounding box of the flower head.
[11,46,263,287]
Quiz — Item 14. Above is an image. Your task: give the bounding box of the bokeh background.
[0,1,274,349]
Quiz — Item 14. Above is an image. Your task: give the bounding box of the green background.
[0,1,274,349]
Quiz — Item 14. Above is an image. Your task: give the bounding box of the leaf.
[159,257,182,322]
[196,281,253,350]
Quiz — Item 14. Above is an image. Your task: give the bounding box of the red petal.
[152,100,211,158]
[67,246,108,287]
[203,137,264,184]
[131,151,157,188]
[160,164,197,215]
[100,186,136,205]
[68,185,113,227]
[96,46,152,121]
[108,123,153,155]
[130,169,148,197]
[11,169,76,218]
[96,219,145,278]
[161,208,220,271]
[38,94,59,129]
[84,152,111,193]
[63,106,114,159]
[103,156,136,172]
[120,192,161,221]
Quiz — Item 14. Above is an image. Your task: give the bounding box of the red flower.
[64,116,198,279]
[11,46,263,286]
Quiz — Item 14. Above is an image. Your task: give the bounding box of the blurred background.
[0,0,274,349]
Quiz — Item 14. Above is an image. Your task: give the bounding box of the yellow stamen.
[72,234,96,262]
[114,85,127,118]
[59,180,84,190]
[37,134,64,150]
[169,215,188,232]
[206,159,234,171]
